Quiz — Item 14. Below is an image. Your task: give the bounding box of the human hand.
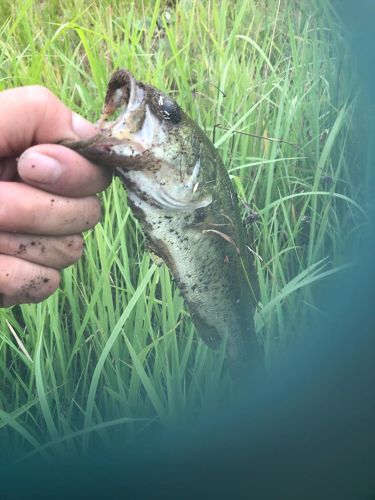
[0,86,111,307]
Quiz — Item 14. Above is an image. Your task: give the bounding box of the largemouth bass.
[64,69,259,367]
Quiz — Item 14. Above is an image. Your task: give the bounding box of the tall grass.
[0,0,364,458]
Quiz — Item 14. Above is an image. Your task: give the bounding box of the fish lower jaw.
[112,143,145,158]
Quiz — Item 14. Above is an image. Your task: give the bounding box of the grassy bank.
[0,0,364,458]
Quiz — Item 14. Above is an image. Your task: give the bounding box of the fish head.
[65,69,214,210]
[72,70,198,175]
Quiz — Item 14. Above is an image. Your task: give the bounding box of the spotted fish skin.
[63,69,259,367]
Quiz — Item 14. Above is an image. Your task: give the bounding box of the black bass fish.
[63,69,260,367]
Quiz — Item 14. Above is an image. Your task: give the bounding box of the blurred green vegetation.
[0,0,364,459]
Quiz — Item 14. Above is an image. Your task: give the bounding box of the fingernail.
[18,152,62,184]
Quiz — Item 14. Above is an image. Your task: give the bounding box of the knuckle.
[25,86,64,133]
[0,184,28,233]
[26,197,39,231]
[26,85,55,106]
[0,233,14,255]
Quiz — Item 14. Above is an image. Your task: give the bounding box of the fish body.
[64,70,259,366]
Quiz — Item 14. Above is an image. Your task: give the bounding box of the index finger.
[0,85,96,157]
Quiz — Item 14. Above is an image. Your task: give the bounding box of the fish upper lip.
[99,73,145,132]
[96,75,159,154]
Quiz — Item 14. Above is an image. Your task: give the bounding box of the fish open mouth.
[96,70,163,158]
[61,69,213,211]
[61,70,163,167]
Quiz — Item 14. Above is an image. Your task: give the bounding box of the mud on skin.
[0,269,59,306]
[0,234,83,269]
[20,274,53,302]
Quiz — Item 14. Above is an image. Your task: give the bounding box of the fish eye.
[158,95,181,124]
